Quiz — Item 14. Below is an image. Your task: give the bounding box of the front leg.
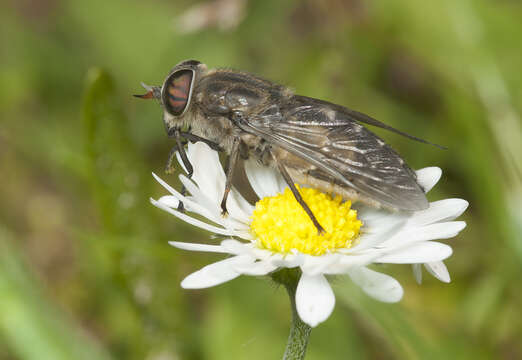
[178,131,224,152]
[166,129,193,176]
[165,129,225,212]
[167,127,224,152]
[220,137,241,216]
[166,129,193,212]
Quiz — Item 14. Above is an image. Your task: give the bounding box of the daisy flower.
[151,142,468,327]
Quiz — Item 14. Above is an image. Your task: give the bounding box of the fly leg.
[165,142,186,174]
[166,129,194,212]
[167,128,223,152]
[165,128,225,213]
[220,137,240,216]
[178,131,224,152]
[273,154,325,235]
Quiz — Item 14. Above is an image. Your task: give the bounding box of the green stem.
[272,269,312,360]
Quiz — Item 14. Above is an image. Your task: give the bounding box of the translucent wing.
[236,96,429,211]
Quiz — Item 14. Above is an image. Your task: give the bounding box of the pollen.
[250,185,362,256]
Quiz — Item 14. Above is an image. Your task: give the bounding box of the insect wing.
[236,100,429,211]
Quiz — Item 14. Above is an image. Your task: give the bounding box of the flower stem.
[271,269,312,360]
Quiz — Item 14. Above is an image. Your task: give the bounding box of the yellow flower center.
[250,185,362,256]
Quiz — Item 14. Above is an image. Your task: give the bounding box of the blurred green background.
[1,0,521,359]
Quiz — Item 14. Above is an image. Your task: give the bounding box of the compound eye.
[163,70,194,116]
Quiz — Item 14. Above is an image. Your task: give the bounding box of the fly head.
[135,59,208,134]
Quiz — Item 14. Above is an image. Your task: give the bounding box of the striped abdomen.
[163,69,194,116]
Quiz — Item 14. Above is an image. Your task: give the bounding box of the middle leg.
[272,153,325,235]
[166,129,193,212]
[220,137,240,216]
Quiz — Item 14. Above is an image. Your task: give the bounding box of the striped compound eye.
[162,69,194,116]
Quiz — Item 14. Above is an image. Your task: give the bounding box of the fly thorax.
[189,112,237,154]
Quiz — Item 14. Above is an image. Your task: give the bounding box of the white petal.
[356,207,406,230]
[179,174,251,228]
[300,254,341,276]
[249,247,276,261]
[416,167,442,193]
[296,274,335,327]
[322,252,380,274]
[181,255,253,289]
[376,242,453,264]
[383,221,466,247]
[152,172,181,197]
[158,195,180,208]
[151,198,239,236]
[175,151,188,173]
[227,190,255,220]
[222,190,255,225]
[244,158,286,198]
[347,267,403,303]
[169,241,228,253]
[231,230,255,241]
[153,172,225,226]
[412,264,423,284]
[425,261,451,283]
[232,260,277,275]
[179,174,217,212]
[179,144,254,224]
[186,142,226,204]
[352,204,388,221]
[350,205,408,252]
[407,199,469,227]
[155,176,226,226]
[180,171,253,224]
[220,239,255,254]
[271,253,303,268]
[352,219,407,251]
